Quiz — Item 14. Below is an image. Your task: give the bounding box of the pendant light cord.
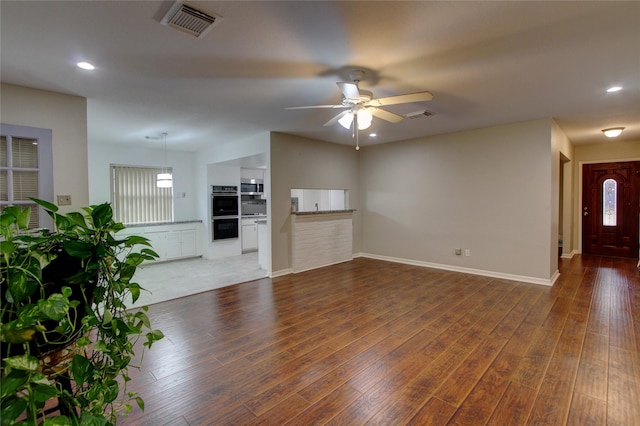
[162,132,168,173]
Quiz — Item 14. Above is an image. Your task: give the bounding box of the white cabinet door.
[181,229,197,257]
[146,231,169,261]
[165,232,183,259]
[242,223,258,251]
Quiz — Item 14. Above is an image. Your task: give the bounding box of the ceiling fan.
[286,70,433,149]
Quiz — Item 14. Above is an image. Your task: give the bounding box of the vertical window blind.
[111,165,173,224]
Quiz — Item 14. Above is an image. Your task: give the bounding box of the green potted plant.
[1,199,164,425]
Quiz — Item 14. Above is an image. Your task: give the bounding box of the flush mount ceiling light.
[602,127,625,138]
[77,61,95,70]
[606,86,623,93]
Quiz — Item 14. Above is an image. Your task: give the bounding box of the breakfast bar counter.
[291,210,355,273]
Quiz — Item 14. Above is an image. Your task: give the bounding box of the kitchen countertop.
[291,209,356,215]
[125,220,202,228]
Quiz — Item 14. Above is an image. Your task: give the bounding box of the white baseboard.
[271,268,292,278]
[359,253,556,286]
[273,252,559,286]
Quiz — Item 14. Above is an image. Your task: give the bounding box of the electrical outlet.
[464,249,471,257]
[57,194,72,206]
[454,248,462,256]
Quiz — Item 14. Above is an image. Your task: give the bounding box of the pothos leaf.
[43,416,74,425]
[3,355,40,372]
[38,293,70,321]
[71,354,93,385]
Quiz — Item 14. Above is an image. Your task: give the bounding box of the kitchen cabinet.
[257,219,268,271]
[121,222,201,262]
[242,218,258,252]
[180,229,197,257]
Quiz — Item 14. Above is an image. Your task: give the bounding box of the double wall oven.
[211,185,239,240]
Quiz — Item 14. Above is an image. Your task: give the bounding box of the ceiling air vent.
[405,110,435,119]
[161,2,222,38]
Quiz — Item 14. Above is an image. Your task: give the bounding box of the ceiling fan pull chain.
[352,113,357,139]
[354,114,360,150]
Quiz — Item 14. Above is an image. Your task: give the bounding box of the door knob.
[583,211,588,216]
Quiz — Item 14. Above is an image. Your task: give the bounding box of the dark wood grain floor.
[121,255,640,425]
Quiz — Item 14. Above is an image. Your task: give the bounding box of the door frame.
[578,157,640,257]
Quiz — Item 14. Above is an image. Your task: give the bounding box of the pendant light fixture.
[157,132,173,188]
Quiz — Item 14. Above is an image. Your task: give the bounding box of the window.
[110,165,173,224]
[0,124,53,230]
[603,178,617,226]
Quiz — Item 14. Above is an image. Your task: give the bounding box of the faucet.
[315,203,318,212]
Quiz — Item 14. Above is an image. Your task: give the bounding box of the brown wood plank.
[117,255,640,425]
[433,335,508,407]
[296,332,405,403]
[446,350,520,424]
[566,392,607,426]
[487,381,536,425]
[607,346,640,425]
[244,394,310,426]
[283,383,362,425]
[407,397,457,425]
[573,331,609,400]
[527,314,588,424]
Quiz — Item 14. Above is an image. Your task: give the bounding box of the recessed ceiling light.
[602,127,625,137]
[77,61,95,70]
[606,86,622,93]
[369,133,377,137]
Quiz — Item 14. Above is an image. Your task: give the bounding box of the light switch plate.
[57,194,72,206]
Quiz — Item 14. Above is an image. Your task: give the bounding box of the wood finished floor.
[122,255,640,425]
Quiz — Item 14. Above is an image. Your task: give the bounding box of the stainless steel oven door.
[212,218,239,240]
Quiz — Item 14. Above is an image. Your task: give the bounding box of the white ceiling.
[2,1,639,152]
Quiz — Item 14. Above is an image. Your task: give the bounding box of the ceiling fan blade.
[369,107,404,123]
[285,104,345,110]
[367,91,433,107]
[323,110,350,127]
[336,82,360,102]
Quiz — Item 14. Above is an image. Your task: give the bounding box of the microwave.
[241,179,263,194]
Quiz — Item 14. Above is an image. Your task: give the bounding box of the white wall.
[360,119,555,283]
[88,143,198,221]
[1,83,89,213]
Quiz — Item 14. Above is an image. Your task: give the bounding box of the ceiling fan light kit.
[338,109,373,130]
[286,69,433,150]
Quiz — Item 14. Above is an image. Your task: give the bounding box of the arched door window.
[603,178,617,226]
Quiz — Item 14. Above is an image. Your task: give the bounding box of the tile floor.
[126,252,267,308]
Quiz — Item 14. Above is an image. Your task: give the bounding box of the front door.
[582,161,640,258]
